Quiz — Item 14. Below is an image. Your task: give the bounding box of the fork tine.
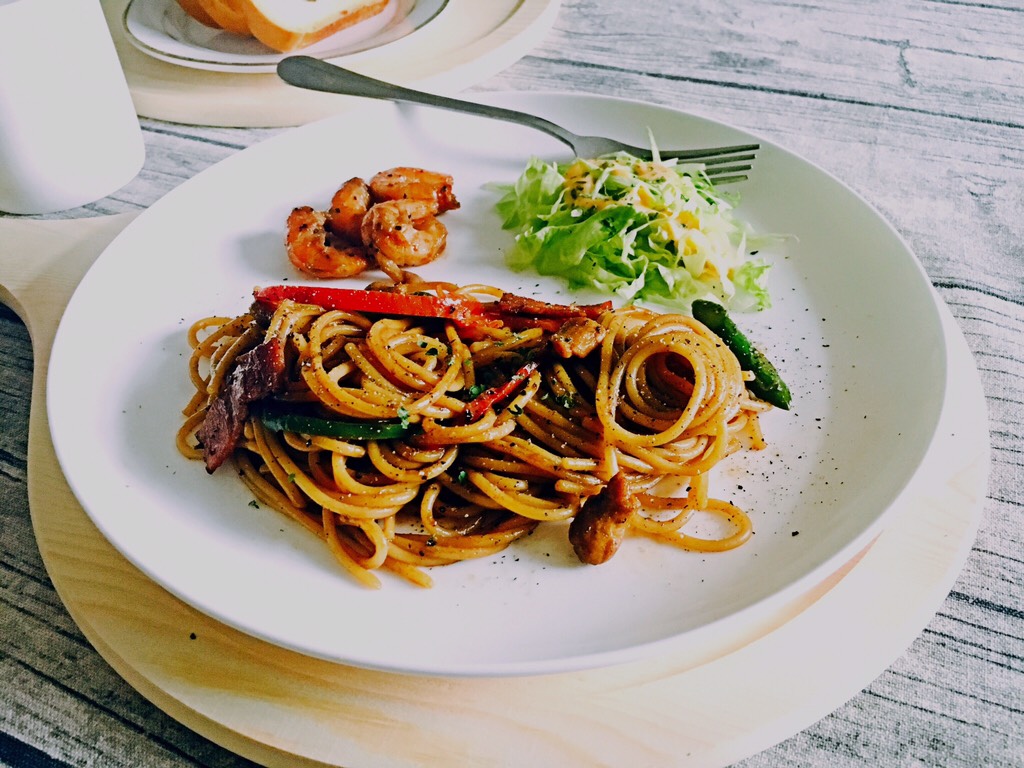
[704,163,753,177]
[657,142,760,162]
[704,173,750,185]
[699,152,756,167]
[703,160,754,184]
[657,143,759,184]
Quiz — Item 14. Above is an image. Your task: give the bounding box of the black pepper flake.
[791,531,800,537]
[189,632,197,640]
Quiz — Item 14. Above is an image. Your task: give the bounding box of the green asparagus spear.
[691,300,792,410]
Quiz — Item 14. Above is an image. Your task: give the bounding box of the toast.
[177,0,390,52]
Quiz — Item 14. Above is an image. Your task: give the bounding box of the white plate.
[122,0,446,73]
[48,94,947,677]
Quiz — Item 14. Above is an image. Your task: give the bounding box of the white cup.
[0,0,145,215]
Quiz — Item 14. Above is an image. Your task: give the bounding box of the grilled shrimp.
[361,199,447,280]
[286,206,371,279]
[368,167,460,213]
[326,177,372,242]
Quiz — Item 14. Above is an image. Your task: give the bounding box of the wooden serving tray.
[0,214,988,767]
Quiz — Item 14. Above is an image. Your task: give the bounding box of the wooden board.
[0,215,988,767]
[100,0,561,127]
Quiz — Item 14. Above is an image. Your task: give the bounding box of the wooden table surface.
[2,1,1021,765]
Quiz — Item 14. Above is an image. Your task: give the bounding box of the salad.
[495,152,776,313]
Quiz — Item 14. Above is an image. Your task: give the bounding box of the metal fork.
[276,56,758,184]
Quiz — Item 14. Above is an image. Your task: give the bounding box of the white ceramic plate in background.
[47,94,947,677]
[123,0,447,72]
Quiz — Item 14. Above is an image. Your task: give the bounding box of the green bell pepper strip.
[691,300,792,410]
[256,402,412,440]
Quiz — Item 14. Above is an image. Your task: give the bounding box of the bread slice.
[178,0,391,53]
[243,0,390,52]
[175,0,221,29]
[191,0,251,34]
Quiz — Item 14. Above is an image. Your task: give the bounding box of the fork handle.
[277,56,577,152]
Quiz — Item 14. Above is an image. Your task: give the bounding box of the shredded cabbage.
[494,152,774,312]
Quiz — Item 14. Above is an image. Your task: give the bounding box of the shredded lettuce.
[494,153,774,312]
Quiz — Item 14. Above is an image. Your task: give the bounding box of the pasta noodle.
[178,281,771,588]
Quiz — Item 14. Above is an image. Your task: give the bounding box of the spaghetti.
[178,280,772,588]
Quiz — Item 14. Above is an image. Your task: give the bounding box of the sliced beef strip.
[196,336,287,473]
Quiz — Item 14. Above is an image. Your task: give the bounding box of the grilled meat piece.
[197,337,287,473]
[568,472,639,564]
[551,316,606,359]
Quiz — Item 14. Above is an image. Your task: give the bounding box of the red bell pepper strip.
[253,285,497,330]
[463,360,538,423]
[252,286,612,335]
